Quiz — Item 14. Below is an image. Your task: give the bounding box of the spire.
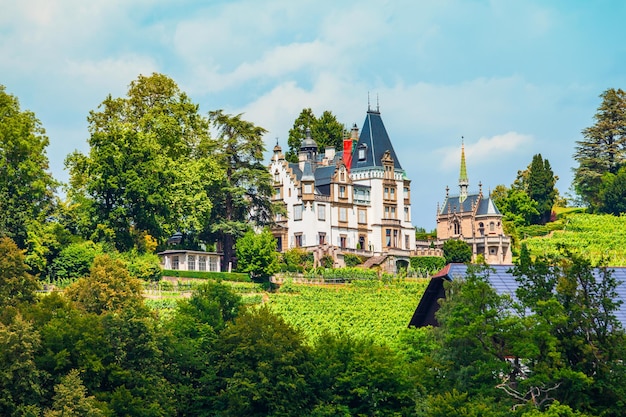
[459,137,469,202]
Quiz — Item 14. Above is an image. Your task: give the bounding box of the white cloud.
[437,132,534,171]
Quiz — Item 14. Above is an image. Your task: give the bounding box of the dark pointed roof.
[439,193,502,216]
[350,110,402,170]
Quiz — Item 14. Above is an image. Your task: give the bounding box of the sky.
[2,0,626,230]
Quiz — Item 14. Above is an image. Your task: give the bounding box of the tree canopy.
[206,110,275,269]
[65,73,220,251]
[442,239,472,263]
[573,88,626,211]
[0,85,57,248]
[286,108,345,162]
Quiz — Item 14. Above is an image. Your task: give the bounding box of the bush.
[343,253,364,267]
[162,269,251,282]
[410,256,446,274]
[49,241,102,281]
[125,252,162,282]
[281,248,314,271]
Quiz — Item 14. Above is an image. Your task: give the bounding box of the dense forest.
[2,77,626,415]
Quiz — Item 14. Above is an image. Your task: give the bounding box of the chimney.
[344,123,358,171]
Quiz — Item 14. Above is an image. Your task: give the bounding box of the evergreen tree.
[573,88,626,210]
[526,154,557,224]
[207,110,274,270]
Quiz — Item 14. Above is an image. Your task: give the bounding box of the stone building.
[435,142,512,264]
[268,107,415,272]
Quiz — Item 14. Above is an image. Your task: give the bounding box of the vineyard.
[521,213,626,265]
[264,278,429,349]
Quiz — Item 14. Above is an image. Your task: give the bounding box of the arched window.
[454,221,461,235]
[478,222,484,236]
[490,222,495,232]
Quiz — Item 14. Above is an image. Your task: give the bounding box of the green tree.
[65,254,143,315]
[286,108,316,162]
[0,315,43,415]
[65,73,218,251]
[491,185,540,236]
[598,166,626,215]
[312,110,346,151]
[235,228,280,281]
[44,369,105,417]
[511,247,626,415]
[49,241,102,282]
[161,282,241,414]
[311,332,415,416]
[0,237,40,309]
[215,306,314,416]
[0,85,58,248]
[207,110,274,270]
[177,281,242,332]
[442,239,472,263]
[526,154,557,224]
[286,108,346,162]
[573,88,626,210]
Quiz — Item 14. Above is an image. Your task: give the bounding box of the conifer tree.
[573,88,626,210]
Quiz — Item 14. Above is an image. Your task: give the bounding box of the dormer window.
[358,144,367,161]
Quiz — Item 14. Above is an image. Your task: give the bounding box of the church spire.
[459,137,469,202]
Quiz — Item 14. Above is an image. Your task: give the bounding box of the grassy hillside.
[264,279,429,349]
[521,213,626,265]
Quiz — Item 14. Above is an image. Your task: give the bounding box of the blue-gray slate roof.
[409,263,626,328]
[351,110,403,170]
[440,193,502,216]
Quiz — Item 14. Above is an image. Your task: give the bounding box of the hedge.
[410,256,446,274]
[161,269,251,282]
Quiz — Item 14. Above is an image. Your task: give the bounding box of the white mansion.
[269,108,417,269]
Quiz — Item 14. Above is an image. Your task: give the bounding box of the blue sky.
[2,0,625,229]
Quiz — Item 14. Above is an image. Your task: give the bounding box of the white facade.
[158,250,222,272]
[269,109,415,261]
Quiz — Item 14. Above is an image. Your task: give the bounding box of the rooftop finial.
[376,93,380,112]
[368,91,371,111]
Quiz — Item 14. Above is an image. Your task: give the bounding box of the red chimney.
[343,138,353,172]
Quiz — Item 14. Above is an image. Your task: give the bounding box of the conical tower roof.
[350,109,402,170]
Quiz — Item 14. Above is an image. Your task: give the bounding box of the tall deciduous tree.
[235,228,280,281]
[0,85,58,248]
[0,237,40,309]
[66,73,219,251]
[207,110,274,269]
[573,88,626,210]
